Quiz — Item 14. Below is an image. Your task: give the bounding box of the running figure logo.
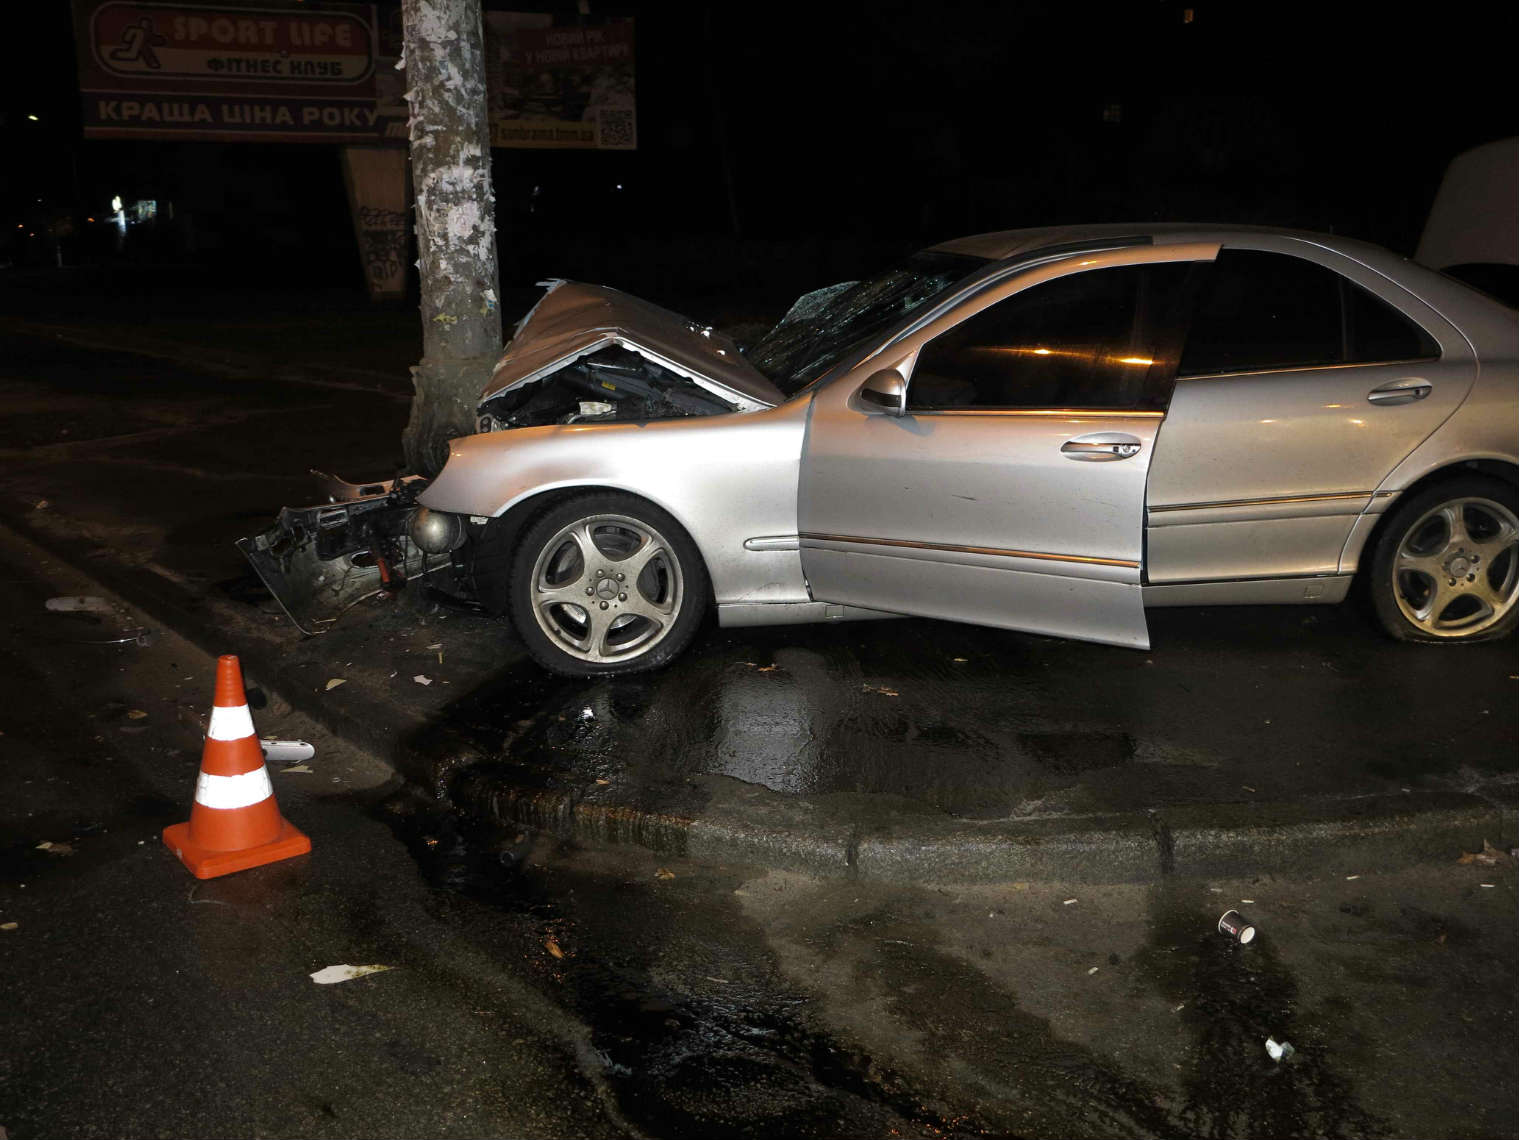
[108,16,167,70]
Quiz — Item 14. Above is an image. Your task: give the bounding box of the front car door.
[797,242,1217,649]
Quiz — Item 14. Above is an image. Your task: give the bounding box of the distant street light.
[27,114,39,121]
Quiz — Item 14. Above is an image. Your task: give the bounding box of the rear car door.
[798,243,1216,649]
[1146,243,1474,585]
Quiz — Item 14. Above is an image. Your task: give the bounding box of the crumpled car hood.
[480,281,786,411]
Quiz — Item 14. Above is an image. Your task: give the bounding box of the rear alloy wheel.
[509,493,709,675]
[1370,477,1519,642]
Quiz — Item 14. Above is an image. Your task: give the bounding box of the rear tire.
[508,492,710,676]
[1368,476,1519,643]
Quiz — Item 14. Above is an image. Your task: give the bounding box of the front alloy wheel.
[510,493,709,675]
[1371,477,1519,642]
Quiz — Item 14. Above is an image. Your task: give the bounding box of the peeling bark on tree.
[400,0,502,475]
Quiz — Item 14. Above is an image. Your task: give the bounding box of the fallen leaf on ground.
[655,867,675,880]
[952,657,968,663]
[426,642,442,650]
[413,675,433,686]
[1457,840,1510,866]
[594,778,611,786]
[862,684,900,696]
[324,678,346,691]
[545,935,565,959]
[36,842,74,855]
[1063,898,1078,906]
[1087,966,1100,975]
[280,764,313,774]
[310,964,393,984]
[2,921,18,931]
[126,709,147,720]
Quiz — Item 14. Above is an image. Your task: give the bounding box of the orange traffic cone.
[162,655,310,878]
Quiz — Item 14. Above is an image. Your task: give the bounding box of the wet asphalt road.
[3,528,1517,1139]
[1,330,1515,830]
[2,330,1519,1137]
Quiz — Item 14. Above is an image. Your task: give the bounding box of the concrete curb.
[7,512,1512,885]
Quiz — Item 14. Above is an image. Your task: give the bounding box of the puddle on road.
[419,627,1156,821]
[371,790,975,1138]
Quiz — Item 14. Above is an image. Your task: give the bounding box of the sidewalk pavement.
[2,316,1515,884]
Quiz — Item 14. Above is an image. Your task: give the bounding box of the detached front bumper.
[237,471,452,634]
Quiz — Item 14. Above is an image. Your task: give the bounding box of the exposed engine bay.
[476,344,741,431]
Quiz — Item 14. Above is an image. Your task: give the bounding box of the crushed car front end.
[238,280,785,633]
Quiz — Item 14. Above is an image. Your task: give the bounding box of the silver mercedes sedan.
[242,224,1519,675]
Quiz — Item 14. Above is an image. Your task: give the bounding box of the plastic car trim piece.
[799,532,1139,569]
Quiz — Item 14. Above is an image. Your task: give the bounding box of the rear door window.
[1179,249,1438,377]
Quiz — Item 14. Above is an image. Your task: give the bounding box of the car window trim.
[905,407,1165,418]
[1175,354,1441,381]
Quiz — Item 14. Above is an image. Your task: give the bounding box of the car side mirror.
[858,369,907,416]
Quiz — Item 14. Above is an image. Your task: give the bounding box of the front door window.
[907,262,1198,412]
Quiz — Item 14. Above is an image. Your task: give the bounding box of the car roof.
[928,222,1393,264]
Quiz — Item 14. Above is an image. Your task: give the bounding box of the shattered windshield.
[746,251,990,395]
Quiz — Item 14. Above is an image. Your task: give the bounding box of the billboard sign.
[74,1,383,142]
[74,4,635,149]
[485,15,636,150]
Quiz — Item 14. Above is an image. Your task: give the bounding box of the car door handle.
[1061,434,1143,461]
[1367,380,1432,406]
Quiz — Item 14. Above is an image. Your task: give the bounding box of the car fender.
[417,403,814,605]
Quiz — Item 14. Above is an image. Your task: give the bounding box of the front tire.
[1369,476,1519,643]
[508,492,710,675]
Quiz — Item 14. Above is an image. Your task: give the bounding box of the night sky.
[4,1,1516,302]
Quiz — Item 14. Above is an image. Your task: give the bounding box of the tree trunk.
[399,0,501,475]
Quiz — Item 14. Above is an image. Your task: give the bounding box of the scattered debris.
[1218,909,1256,944]
[1242,785,1257,793]
[1240,898,1256,904]
[1,921,18,931]
[280,764,314,774]
[655,867,675,880]
[310,964,393,985]
[125,709,148,720]
[76,629,155,647]
[45,595,113,614]
[705,976,730,985]
[544,935,565,959]
[1480,883,1495,889]
[426,642,442,650]
[1087,966,1100,975]
[324,678,346,691]
[1345,874,1360,881]
[952,657,968,663]
[1265,1036,1295,1063]
[594,778,611,786]
[34,499,49,510]
[862,684,900,696]
[1457,840,1510,866]
[35,841,74,856]
[260,739,315,764]
[1173,1003,1186,1013]
[413,675,433,686]
[1062,898,1078,906]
